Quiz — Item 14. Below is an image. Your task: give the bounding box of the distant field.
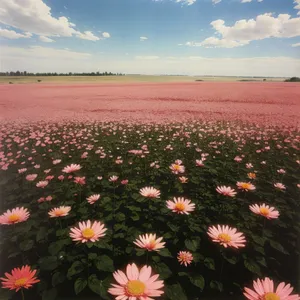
[0,75,287,84]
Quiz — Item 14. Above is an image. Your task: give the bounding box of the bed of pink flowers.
[0,120,299,300]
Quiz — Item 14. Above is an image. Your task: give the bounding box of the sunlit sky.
[1,0,300,76]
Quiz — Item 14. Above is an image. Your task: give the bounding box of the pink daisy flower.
[69,220,107,243]
[25,174,38,181]
[139,187,161,198]
[36,180,48,188]
[52,159,61,165]
[109,175,119,182]
[249,204,280,219]
[0,265,40,292]
[74,177,86,186]
[18,168,27,174]
[134,233,165,251]
[179,176,188,183]
[169,163,185,174]
[62,164,82,173]
[195,160,204,167]
[0,207,30,225]
[166,197,195,214]
[86,194,100,205]
[244,277,300,300]
[108,263,164,299]
[274,183,286,190]
[216,186,237,197]
[48,206,71,218]
[207,225,246,249]
[177,251,193,266]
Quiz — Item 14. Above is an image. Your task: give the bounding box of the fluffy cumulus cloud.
[0,28,32,39]
[0,0,107,41]
[140,36,148,41]
[102,32,110,38]
[292,42,300,47]
[186,13,300,48]
[1,45,299,77]
[295,0,300,15]
[39,35,54,43]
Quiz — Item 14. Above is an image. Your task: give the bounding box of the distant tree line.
[284,77,300,82]
[0,71,124,76]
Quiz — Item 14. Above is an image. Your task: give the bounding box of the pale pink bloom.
[177,251,193,266]
[109,175,119,182]
[115,159,123,164]
[169,163,185,174]
[58,175,64,181]
[297,184,300,189]
[108,263,164,299]
[44,169,51,174]
[97,176,103,180]
[246,163,253,169]
[86,194,100,205]
[216,186,237,197]
[236,182,256,191]
[179,176,188,183]
[62,164,82,173]
[0,207,30,225]
[234,156,242,162]
[46,175,54,181]
[74,177,86,185]
[139,187,161,198]
[36,180,49,188]
[207,225,246,249]
[81,152,88,159]
[34,164,40,169]
[69,220,107,243]
[175,159,183,165]
[37,197,45,203]
[195,160,204,167]
[134,233,165,251]
[53,159,61,165]
[244,277,300,300]
[26,174,38,181]
[277,169,286,174]
[45,196,52,202]
[261,161,267,165]
[249,204,280,219]
[121,179,129,185]
[274,183,286,190]
[166,197,195,215]
[18,168,27,174]
[48,206,71,218]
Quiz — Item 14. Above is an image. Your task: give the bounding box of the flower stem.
[219,255,225,281]
[146,251,149,265]
[21,289,25,300]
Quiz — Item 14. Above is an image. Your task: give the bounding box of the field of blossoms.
[0,120,299,300]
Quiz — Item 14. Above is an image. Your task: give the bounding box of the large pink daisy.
[69,220,107,243]
[244,277,300,300]
[166,197,195,214]
[0,207,30,225]
[139,187,161,198]
[62,164,82,173]
[108,263,164,299]
[207,225,246,249]
[216,186,237,197]
[249,204,280,219]
[134,233,165,251]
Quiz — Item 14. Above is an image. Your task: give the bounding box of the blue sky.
[0,0,300,76]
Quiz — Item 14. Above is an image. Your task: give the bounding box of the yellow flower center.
[175,203,185,211]
[8,214,20,223]
[15,278,27,287]
[82,228,95,239]
[218,233,232,243]
[148,239,157,250]
[261,292,280,300]
[126,280,146,296]
[55,210,64,216]
[173,165,180,170]
[260,207,270,216]
[248,173,256,179]
[241,183,251,189]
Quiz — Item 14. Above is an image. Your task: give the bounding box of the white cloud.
[0,0,100,41]
[241,0,252,3]
[292,42,300,47]
[189,13,300,48]
[140,36,148,41]
[212,0,222,4]
[39,35,54,42]
[295,0,300,15]
[1,46,299,77]
[75,31,100,41]
[102,32,110,38]
[135,56,159,60]
[152,0,196,5]
[0,28,32,39]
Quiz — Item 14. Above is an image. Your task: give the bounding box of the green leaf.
[67,261,84,278]
[269,240,289,254]
[37,227,48,242]
[88,253,98,260]
[158,248,172,257]
[95,255,114,272]
[184,239,198,251]
[19,239,34,251]
[39,256,58,271]
[48,241,64,256]
[154,262,172,279]
[116,212,125,221]
[42,288,57,300]
[52,272,65,287]
[190,275,205,290]
[244,260,262,276]
[166,283,187,300]
[88,274,101,295]
[74,278,87,295]
[210,280,223,292]
[204,257,215,270]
